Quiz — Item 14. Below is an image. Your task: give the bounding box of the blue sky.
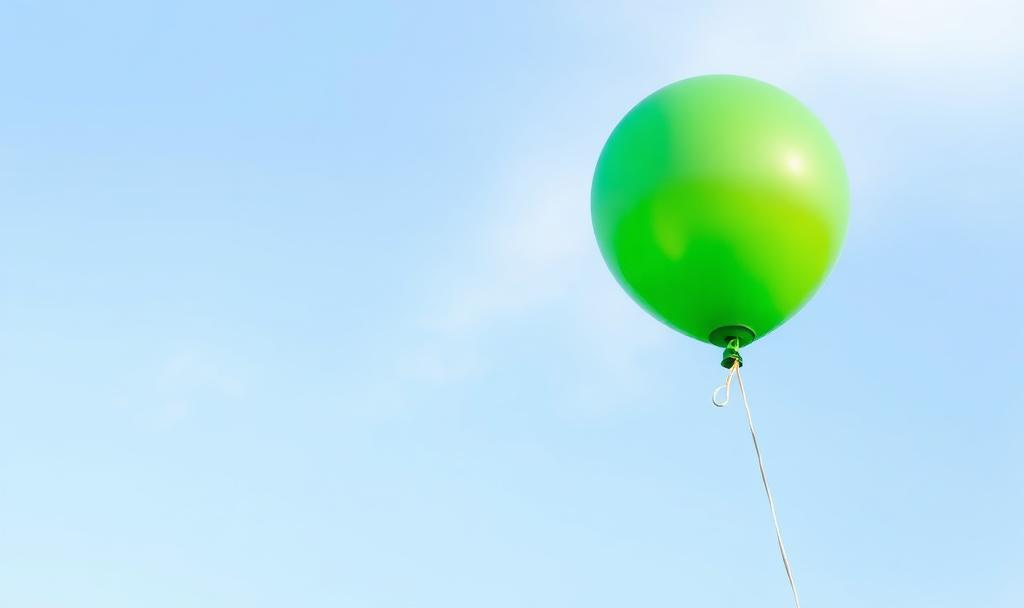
[1,1,1022,606]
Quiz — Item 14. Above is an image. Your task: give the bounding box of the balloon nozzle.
[721,338,743,369]
[709,326,753,368]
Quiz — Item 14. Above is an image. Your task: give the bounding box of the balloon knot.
[721,338,743,368]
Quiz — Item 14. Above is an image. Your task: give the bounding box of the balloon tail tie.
[713,361,802,608]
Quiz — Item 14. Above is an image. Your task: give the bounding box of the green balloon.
[591,75,848,347]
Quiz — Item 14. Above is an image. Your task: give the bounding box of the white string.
[734,365,802,608]
[711,361,738,407]
[712,360,798,605]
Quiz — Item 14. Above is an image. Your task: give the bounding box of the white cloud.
[404,154,598,387]
[824,0,1022,63]
[427,161,591,335]
[361,147,678,413]
[578,0,1022,99]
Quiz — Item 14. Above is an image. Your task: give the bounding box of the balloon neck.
[709,325,753,368]
[721,338,743,369]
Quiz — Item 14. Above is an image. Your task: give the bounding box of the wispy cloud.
[360,148,676,414]
[592,0,1023,81]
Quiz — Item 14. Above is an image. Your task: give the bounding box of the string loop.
[711,359,739,407]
